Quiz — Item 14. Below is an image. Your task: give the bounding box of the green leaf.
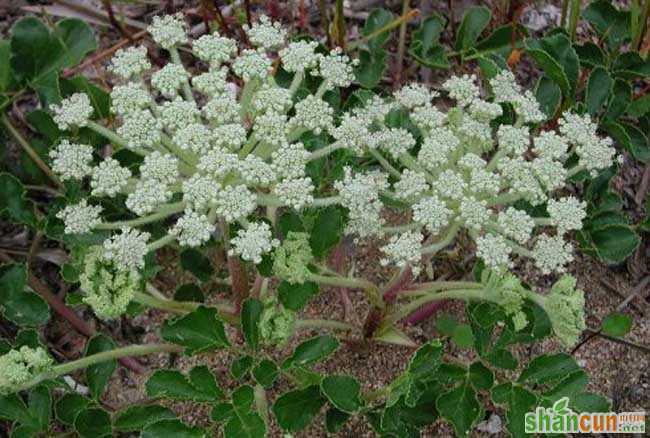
[485,348,518,370]
[26,110,62,143]
[601,312,633,337]
[436,382,482,437]
[252,359,278,388]
[0,263,50,327]
[518,353,580,385]
[277,280,319,311]
[146,367,224,402]
[585,66,613,115]
[273,385,327,432]
[60,76,110,119]
[574,42,606,68]
[355,49,386,89]
[468,361,494,390]
[542,370,589,404]
[363,8,394,51]
[590,223,640,263]
[477,55,505,80]
[491,383,538,437]
[571,392,611,412]
[230,355,254,381]
[627,94,650,118]
[605,79,632,120]
[10,18,96,106]
[180,249,214,282]
[27,385,51,432]
[241,298,263,350]
[583,0,631,49]
[161,306,229,354]
[0,40,12,91]
[475,24,523,58]
[613,52,650,78]
[174,283,205,303]
[451,324,475,348]
[74,407,112,438]
[621,122,650,162]
[409,14,450,69]
[55,393,89,425]
[114,405,176,432]
[0,393,32,426]
[0,172,37,227]
[309,206,345,258]
[435,313,458,336]
[527,33,579,96]
[325,408,350,434]
[321,375,362,413]
[217,386,267,438]
[84,334,116,400]
[283,335,339,369]
[534,75,561,119]
[141,419,206,438]
[455,7,492,53]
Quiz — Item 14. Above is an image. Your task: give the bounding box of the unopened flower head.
[203,93,241,125]
[110,82,151,115]
[380,231,423,276]
[394,83,437,109]
[290,95,334,134]
[0,346,52,394]
[490,69,520,103]
[140,151,179,185]
[171,210,215,247]
[314,48,358,90]
[173,123,213,153]
[192,67,229,96]
[238,155,276,186]
[51,93,93,130]
[253,84,292,114]
[91,157,131,197]
[533,234,574,274]
[442,74,480,107]
[280,40,319,72]
[160,98,200,132]
[151,63,189,97]
[273,232,314,284]
[117,109,161,149]
[233,49,273,81]
[547,197,587,233]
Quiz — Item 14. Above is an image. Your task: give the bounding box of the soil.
[0,1,648,437]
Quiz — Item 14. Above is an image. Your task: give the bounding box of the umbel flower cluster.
[49,14,615,324]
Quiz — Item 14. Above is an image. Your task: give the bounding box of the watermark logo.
[524,397,646,434]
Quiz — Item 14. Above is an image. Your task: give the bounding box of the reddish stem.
[227,255,249,311]
[329,243,352,320]
[382,267,414,303]
[402,301,444,325]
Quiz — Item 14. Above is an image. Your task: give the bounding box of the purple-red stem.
[402,301,444,326]
[329,243,352,320]
[382,267,414,303]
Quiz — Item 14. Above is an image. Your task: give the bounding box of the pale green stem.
[86,121,133,153]
[308,142,346,160]
[420,223,461,255]
[254,385,269,427]
[169,48,195,102]
[401,280,483,297]
[312,196,341,207]
[306,272,374,290]
[347,7,419,50]
[160,134,198,168]
[14,343,182,392]
[486,193,522,207]
[568,0,581,41]
[240,77,261,119]
[382,222,422,234]
[486,148,507,172]
[296,318,358,332]
[388,288,488,325]
[256,193,340,208]
[95,202,185,230]
[368,149,401,178]
[567,165,586,177]
[1,114,63,188]
[145,283,170,300]
[239,133,258,158]
[288,71,305,96]
[533,217,553,226]
[315,81,330,99]
[132,290,199,314]
[146,234,176,251]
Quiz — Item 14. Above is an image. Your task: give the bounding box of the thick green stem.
[296,318,357,332]
[369,149,401,178]
[132,290,200,314]
[86,121,131,152]
[146,234,176,251]
[1,114,63,188]
[632,0,650,50]
[307,272,374,290]
[96,202,185,230]
[388,288,488,325]
[169,48,195,102]
[288,71,305,96]
[420,223,461,255]
[401,280,482,297]
[308,142,346,160]
[568,0,581,41]
[560,0,570,28]
[348,8,419,50]
[15,343,182,392]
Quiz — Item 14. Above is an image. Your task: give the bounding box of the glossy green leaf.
[613,52,650,78]
[527,33,579,96]
[141,419,206,438]
[583,0,631,48]
[230,355,254,381]
[321,375,362,413]
[252,359,278,388]
[309,206,345,258]
[451,324,475,348]
[114,405,176,432]
[518,353,580,385]
[475,24,523,58]
[605,80,632,120]
[491,382,538,437]
[146,367,224,402]
[26,385,51,432]
[241,298,263,350]
[571,392,611,412]
[455,7,491,52]
[74,407,112,438]
[362,8,394,51]
[355,49,386,89]
[534,75,561,119]
[325,408,350,434]
[542,370,589,404]
[590,223,640,263]
[485,348,519,370]
[468,361,494,390]
[0,172,37,227]
[436,382,482,438]
[277,280,319,311]
[54,393,89,425]
[601,312,633,337]
[85,334,116,400]
[161,306,229,354]
[273,385,326,432]
[627,94,650,118]
[0,263,50,327]
[180,248,214,282]
[586,66,613,115]
[0,393,32,426]
[283,335,339,368]
[573,41,605,67]
[409,14,449,69]
[435,313,458,336]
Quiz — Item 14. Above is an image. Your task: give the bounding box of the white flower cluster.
[51,13,613,295]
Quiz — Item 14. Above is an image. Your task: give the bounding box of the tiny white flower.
[434,170,467,200]
[394,169,429,200]
[192,67,229,97]
[490,70,521,103]
[126,180,172,216]
[171,210,215,247]
[148,14,188,50]
[533,234,574,274]
[533,131,569,160]
[244,15,287,50]
[418,128,460,170]
[49,140,93,180]
[412,195,451,234]
[229,221,279,264]
[280,40,319,72]
[253,84,292,114]
[203,94,241,125]
[476,234,513,270]
[253,112,288,146]
[213,123,248,150]
[442,74,480,107]
[160,98,200,132]
[151,63,189,97]
[173,123,213,153]
[273,177,315,210]
[498,125,530,156]
[103,227,150,270]
[313,48,358,90]
[459,196,490,231]
[233,49,273,81]
[57,200,102,234]
[497,208,534,245]
[198,146,239,177]
[110,82,151,115]
[380,231,423,276]
[411,104,446,132]
[117,109,161,149]
[271,142,310,179]
[108,46,151,79]
[394,83,438,109]
[238,155,276,186]
[193,33,237,66]
[140,151,179,185]
[51,93,94,130]
[547,197,587,233]
[90,158,131,197]
[182,174,221,210]
[215,185,257,222]
[289,95,334,134]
